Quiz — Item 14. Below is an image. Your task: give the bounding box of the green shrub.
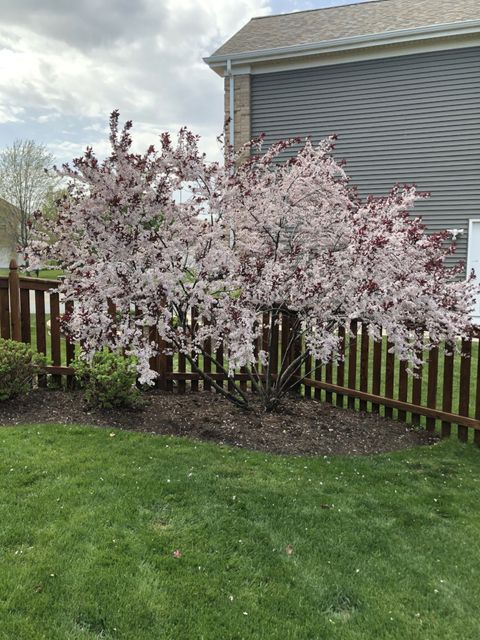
[74,351,142,410]
[0,338,46,401]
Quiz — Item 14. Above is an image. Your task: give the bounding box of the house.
[204,0,480,290]
[0,198,18,268]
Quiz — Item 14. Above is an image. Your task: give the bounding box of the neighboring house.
[204,0,480,291]
[0,198,18,268]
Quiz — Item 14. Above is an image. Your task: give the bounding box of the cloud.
[0,0,166,52]
[0,0,270,163]
[0,104,24,124]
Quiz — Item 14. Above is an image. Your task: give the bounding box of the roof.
[210,0,480,58]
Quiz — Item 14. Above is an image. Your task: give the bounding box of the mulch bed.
[0,389,438,456]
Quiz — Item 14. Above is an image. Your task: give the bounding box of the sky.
[0,0,372,165]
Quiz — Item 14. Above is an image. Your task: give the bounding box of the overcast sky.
[0,0,371,164]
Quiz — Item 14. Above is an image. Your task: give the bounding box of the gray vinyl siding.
[251,47,480,269]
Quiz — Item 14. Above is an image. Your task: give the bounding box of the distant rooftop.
[210,0,480,58]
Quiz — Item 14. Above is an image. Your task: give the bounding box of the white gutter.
[204,19,480,72]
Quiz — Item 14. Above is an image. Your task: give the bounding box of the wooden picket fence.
[1,260,479,445]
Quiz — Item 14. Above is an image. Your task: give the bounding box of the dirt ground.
[0,389,438,456]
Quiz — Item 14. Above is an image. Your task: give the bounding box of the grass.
[0,425,479,639]
[0,268,63,279]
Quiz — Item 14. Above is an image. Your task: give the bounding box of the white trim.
[467,219,480,322]
[228,64,251,76]
[249,36,480,75]
[466,219,480,277]
[204,19,480,76]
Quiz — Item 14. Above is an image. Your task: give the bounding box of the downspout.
[226,59,234,152]
[226,59,235,248]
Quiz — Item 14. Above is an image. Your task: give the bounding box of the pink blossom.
[27,112,477,410]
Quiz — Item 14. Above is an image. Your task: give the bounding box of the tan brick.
[224,74,251,161]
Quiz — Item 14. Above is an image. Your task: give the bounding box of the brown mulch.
[0,389,439,457]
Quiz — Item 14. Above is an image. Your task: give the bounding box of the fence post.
[8,259,21,342]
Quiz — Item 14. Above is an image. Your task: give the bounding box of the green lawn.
[0,268,63,279]
[0,425,479,639]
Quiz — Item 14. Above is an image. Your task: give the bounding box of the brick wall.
[224,74,251,159]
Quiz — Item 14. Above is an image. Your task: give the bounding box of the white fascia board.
[250,35,480,75]
[204,19,480,76]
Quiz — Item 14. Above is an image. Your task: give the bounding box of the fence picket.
[426,346,439,432]
[157,335,169,392]
[314,359,322,401]
[0,286,10,339]
[191,308,199,392]
[371,337,382,413]
[280,312,291,373]
[304,350,312,399]
[216,343,225,390]
[411,350,423,426]
[8,260,21,341]
[20,288,31,344]
[34,290,47,387]
[359,324,369,411]
[347,320,358,410]
[271,315,279,379]
[398,360,408,422]
[65,301,75,387]
[384,341,395,419]
[166,350,174,392]
[50,292,62,386]
[178,344,186,394]
[442,343,454,438]
[203,335,212,392]
[325,361,333,404]
[458,338,472,442]
[336,325,346,408]
[293,323,302,395]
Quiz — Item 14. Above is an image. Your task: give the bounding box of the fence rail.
[1,261,479,446]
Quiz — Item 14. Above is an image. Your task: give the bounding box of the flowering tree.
[0,139,57,257]
[27,112,476,410]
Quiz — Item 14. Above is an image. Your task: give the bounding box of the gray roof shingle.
[211,0,480,58]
